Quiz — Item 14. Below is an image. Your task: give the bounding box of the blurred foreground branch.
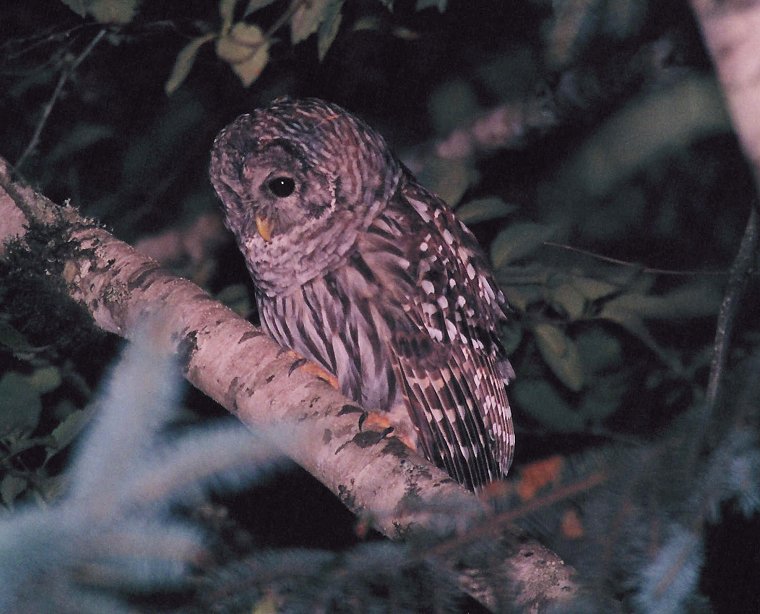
[0,156,579,612]
[691,0,760,184]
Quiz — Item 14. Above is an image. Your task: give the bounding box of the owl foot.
[287,354,339,389]
[360,410,417,452]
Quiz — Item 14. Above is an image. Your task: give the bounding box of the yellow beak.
[255,215,273,242]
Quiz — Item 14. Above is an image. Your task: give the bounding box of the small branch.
[1,24,85,61]
[542,240,734,277]
[431,470,609,561]
[702,205,758,441]
[403,37,688,176]
[403,96,559,176]
[14,29,106,172]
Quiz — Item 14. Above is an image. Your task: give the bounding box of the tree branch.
[703,207,758,432]
[0,156,579,611]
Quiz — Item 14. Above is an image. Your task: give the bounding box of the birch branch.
[690,0,760,186]
[0,156,579,611]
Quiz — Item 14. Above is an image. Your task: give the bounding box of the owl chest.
[256,272,400,410]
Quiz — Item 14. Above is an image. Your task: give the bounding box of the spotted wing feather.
[360,176,515,488]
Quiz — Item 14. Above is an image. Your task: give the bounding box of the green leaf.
[216,23,264,62]
[219,0,238,32]
[578,372,628,423]
[0,475,27,508]
[571,277,619,301]
[291,0,330,45]
[603,282,721,320]
[598,303,646,339]
[500,284,543,311]
[89,0,140,24]
[0,373,43,437]
[317,0,344,61]
[513,379,585,432]
[47,123,114,164]
[456,197,517,224]
[216,23,270,87]
[599,304,683,373]
[549,282,586,320]
[499,321,523,354]
[28,366,62,394]
[165,33,216,95]
[415,0,447,11]
[391,26,420,41]
[353,15,382,31]
[575,327,622,373]
[47,407,94,459]
[490,222,556,269]
[0,321,34,353]
[61,0,140,23]
[533,323,584,391]
[245,0,278,16]
[429,79,479,135]
[417,157,473,206]
[59,0,87,17]
[34,474,67,502]
[232,44,269,87]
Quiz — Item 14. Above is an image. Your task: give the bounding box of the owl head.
[210,98,400,248]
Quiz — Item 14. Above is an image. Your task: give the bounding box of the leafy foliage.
[61,0,140,24]
[164,0,348,94]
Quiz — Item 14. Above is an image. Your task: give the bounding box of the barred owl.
[210,97,514,490]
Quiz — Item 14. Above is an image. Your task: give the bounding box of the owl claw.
[288,358,308,374]
[361,411,417,451]
[288,356,339,389]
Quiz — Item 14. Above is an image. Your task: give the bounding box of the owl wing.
[359,178,515,489]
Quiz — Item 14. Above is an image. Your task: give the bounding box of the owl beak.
[255,215,274,242]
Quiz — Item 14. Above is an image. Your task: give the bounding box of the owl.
[210,97,514,490]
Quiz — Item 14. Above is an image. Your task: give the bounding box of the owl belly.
[257,274,400,411]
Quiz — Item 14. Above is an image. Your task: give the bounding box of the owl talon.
[288,357,339,389]
[361,411,416,451]
[287,357,308,375]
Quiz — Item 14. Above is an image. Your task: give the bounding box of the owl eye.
[267,176,296,198]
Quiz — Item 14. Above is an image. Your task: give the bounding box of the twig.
[428,470,609,562]
[0,24,88,62]
[543,240,733,277]
[701,204,759,448]
[14,29,107,172]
